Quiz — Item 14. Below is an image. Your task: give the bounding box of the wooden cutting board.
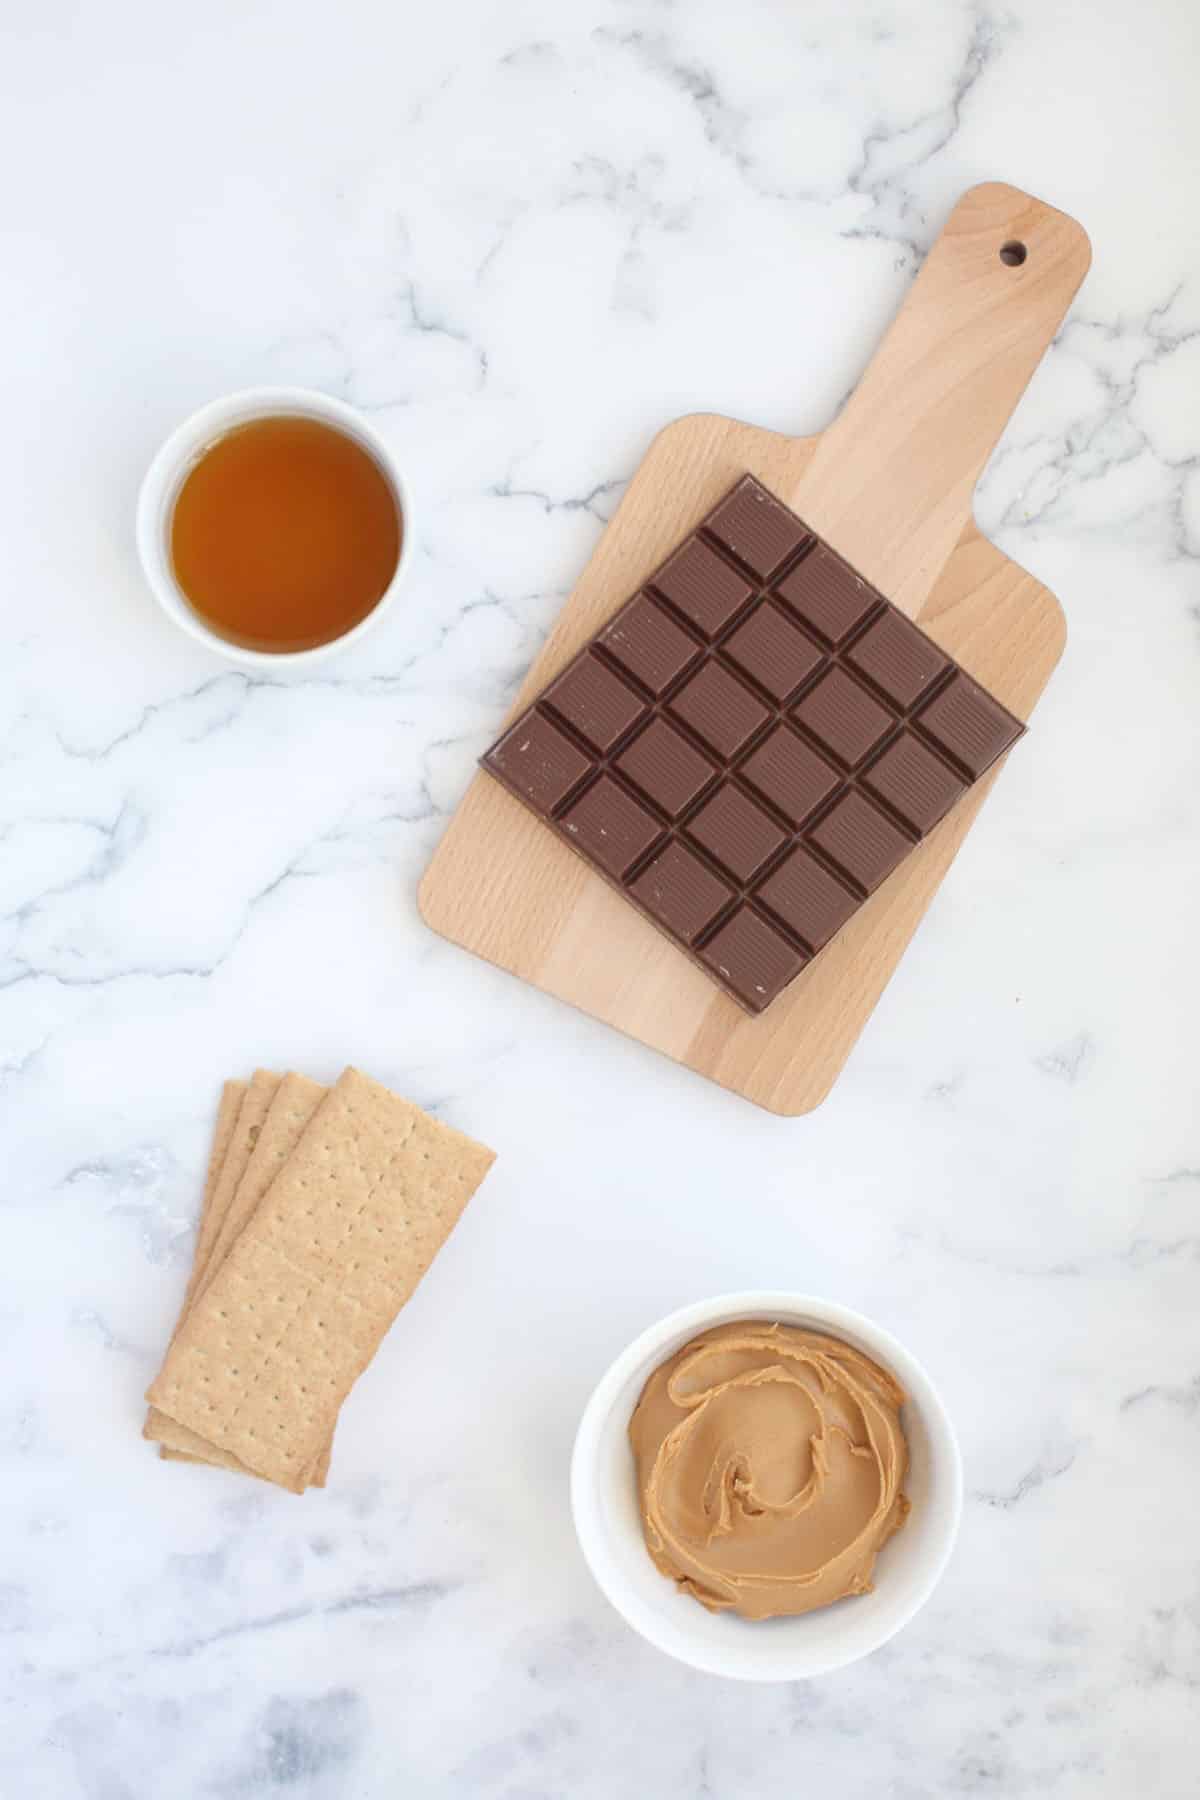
[419,183,1091,1115]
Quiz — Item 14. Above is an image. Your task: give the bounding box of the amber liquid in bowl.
[169,416,402,652]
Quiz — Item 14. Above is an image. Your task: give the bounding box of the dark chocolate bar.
[482,476,1023,1014]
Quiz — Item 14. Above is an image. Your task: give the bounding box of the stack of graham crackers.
[144,1067,495,1493]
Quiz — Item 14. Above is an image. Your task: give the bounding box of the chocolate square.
[600,593,701,696]
[699,907,807,1012]
[705,480,810,579]
[916,673,1023,778]
[740,726,841,828]
[543,653,645,754]
[559,776,664,879]
[616,718,717,819]
[792,665,894,768]
[668,662,770,760]
[755,847,859,952]
[809,790,912,893]
[776,543,878,645]
[630,840,733,944]
[651,538,753,639]
[847,610,949,708]
[685,786,786,884]
[487,712,591,813]
[723,602,825,703]
[862,734,966,835]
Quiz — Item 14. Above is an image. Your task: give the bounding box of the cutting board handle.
[793,182,1091,613]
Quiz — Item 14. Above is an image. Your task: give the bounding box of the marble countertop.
[3,1,1198,1795]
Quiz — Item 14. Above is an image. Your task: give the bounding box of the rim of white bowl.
[570,1291,963,1681]
[135,385,413,671]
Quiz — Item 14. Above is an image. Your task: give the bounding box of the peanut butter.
[629,1321,910,1620]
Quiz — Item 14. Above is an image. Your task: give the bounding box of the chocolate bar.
[482,477,1023,1014]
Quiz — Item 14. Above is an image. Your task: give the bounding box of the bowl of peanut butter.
[570,1292,961,1679]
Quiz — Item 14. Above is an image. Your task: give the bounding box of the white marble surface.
[3,1,1199,1794]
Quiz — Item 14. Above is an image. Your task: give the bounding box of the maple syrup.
[170,415,401,652]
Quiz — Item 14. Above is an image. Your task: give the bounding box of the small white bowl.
[571,1291,962,1680]
[135,386,413,670]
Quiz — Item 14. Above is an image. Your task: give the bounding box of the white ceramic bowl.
[135,386,413,669]
[571,1292,962,1680]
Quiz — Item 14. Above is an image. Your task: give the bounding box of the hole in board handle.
[999,240,1027,267]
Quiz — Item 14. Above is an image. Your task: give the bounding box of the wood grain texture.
[419,184,1092,1115]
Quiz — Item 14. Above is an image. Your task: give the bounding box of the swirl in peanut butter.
[629,1321,910,1620]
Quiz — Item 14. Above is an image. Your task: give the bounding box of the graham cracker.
[194,1072,328,1309]
[144,1069,280,1463]
[146,1068,496,1492]
[153,1072,334,1487]
[155,1078,262,1480]
[155,1422,269,1476]
[185,1080,247,1310]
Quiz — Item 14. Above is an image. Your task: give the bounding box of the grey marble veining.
[2,1,1198,1795]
